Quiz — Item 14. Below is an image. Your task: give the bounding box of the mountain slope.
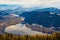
[20,7,60,29]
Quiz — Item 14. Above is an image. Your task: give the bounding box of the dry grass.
[0,32,60,40]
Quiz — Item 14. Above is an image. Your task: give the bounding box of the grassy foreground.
[0,32,60,40]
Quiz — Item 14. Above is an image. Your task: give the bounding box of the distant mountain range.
[0,4,24,15]
[35,7,60,14]
[0,4,60,14]
[0,4,60,31]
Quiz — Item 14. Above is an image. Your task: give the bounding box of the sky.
[0,0,60,8]
[0,0,59,4]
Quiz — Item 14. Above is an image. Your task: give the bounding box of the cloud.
[0,0,60,8]
[5,23,45,35]
[10,14,19,17]
[0,5,19,10]
[57,14,60,16]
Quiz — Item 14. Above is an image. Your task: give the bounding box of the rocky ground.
[0,14,24,33]
[26,23,59,34]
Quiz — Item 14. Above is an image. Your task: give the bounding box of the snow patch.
[5,23,45,35]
